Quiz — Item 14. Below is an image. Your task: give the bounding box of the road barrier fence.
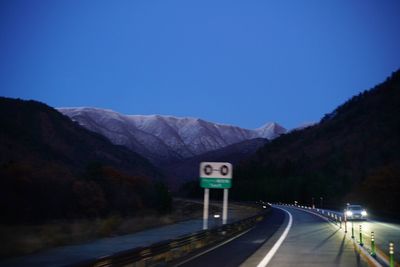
[72,205,270,267]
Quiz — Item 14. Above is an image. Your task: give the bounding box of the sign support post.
[223,188,228,225]
[203,188,209,230]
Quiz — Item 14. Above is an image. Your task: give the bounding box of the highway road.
[175,208,286,267]
[175,206,371,267]
[3,203,398,267]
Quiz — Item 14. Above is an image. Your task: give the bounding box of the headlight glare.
[346,211,353,216]
[361,210,367,216]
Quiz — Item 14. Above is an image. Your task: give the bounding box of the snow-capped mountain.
[58,107,286,165]
[254,122,287,139]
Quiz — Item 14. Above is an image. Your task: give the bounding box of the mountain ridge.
[58,107,286,165]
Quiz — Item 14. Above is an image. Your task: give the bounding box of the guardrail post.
[359,225,363,246]
[389,242,394,267]
[351,221,354,239]
[344,214,347,233]
[339,216,342,229]
[371,231,376,257]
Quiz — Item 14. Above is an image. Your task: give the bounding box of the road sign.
[200,162,232,189]
[200,162,233,229]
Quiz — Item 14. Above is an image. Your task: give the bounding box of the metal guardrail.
[71,207,270,267]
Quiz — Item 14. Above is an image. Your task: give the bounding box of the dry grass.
[0,200,261,260]
[0,199,223,259]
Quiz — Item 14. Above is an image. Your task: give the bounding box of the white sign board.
[200,162,232,179]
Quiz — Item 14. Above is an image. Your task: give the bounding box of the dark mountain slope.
[232,70,400,216]
[0,98,168,223]
[164,138,268,190]
[0,98,156,173]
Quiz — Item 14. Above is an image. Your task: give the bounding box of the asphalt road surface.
[176,206,370,267]
[176,208,285,267]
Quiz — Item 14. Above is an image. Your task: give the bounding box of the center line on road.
[257,207,293,267]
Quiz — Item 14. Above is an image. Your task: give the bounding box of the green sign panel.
[200,177,232,189]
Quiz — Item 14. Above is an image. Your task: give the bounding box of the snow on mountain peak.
[58,107,286,165]
[255,122,287,139]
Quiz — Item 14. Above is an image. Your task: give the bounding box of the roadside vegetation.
[0,199,220,259]
[0,199,261,259]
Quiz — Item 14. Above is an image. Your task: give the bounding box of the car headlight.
[361,210,367,216]
[346,211,353,216]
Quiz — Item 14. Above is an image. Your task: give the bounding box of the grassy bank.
[0,199,220,259]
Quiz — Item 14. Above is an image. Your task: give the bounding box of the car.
[344,204,368,220]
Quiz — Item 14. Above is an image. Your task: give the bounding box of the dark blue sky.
[1,0,399,129]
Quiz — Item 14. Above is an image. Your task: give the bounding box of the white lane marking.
[256,207,293,267]
[175,227,254,267]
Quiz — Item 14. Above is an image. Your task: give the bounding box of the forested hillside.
[232,70,400,216]
[0,98,170,223]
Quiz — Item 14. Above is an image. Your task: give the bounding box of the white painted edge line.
[256,207,293,267]
[175,227,254,267]
[287,205,382,267]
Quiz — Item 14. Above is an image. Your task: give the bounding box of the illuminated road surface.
[323,208,400,265]
[251,206,369,267]
[177,206,369,267]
